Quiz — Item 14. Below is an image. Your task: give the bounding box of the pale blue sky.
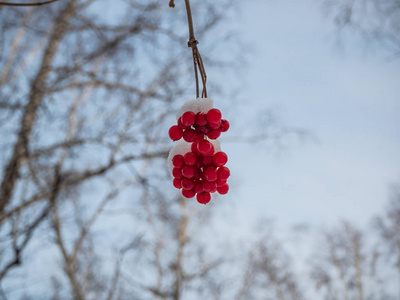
[213,0,400,230]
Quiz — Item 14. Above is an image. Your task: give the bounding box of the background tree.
[310,221,393,300]
[374,184,400,298]
[321,0,400,57]
[0,0,235,298]
[235,220,304,300]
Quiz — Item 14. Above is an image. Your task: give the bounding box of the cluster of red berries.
[169,108,229,142]
[168,107,230,204]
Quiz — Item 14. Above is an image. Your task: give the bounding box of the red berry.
[169,125,183,141]
[173,178,182,189]
[195,113,208,126]
[216,179,227,187]
[196,126,209,135]
[206,109,222,124]
[172,155,184,168]
[202,155,213,167]
[197,140,214,156]
[208,120,221,130]
[191,141,200,155]
[172,168,183,179]
[182,166,195,178]
[183,128,198,143]
[217,167,230,181]
[207,129,221,139]
[182,188,195,198]
[196,131,204,141]
[178,118,188,129]
[217,183,229,195]
[212,152,228,167]
[193,167,201,180]
[181,111,196,127]
[196,168,204,179]
[197,191,211,204]
[181,178,195,190]
[220,119,230,132]
[204,167,218,182]
[194,181,204,193]
[203,181,217,193]
[184,152,197,166]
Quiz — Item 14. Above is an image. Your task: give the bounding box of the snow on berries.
[168,99,230,204]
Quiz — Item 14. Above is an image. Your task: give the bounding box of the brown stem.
[184,0,195,40]
[0,0,59,6]
[184,0,207,99]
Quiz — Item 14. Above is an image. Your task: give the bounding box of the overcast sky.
[211,0,400,232]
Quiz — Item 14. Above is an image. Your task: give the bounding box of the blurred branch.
[0,0,78,214]
[0,0,59,6]
[0,204,50,280]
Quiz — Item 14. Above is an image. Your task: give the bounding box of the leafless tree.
[0,0,235,298]
[310,220,393,300]
[235,220,304,300]
[320,0,400,57]
[374,184,400,299]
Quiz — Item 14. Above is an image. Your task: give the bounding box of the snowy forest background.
[0,0,399,299]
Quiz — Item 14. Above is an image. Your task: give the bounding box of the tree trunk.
[172,196,188,300]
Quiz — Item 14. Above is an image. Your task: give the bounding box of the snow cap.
[176,98,214,120]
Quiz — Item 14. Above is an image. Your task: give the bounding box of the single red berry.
[216,179,227,187]
[172,155,184,168]
[206,108,222,124]
[169,125,183,141]
[207,129,221,140]
[220,119,230,132]
[212,152,228,167]
[217,166,230,181]
[181,178,195,190]
[204,167,218,182]
[217,183,229,195]
[197,191,211,204]
[183,128,198,143]
[208,121,221,130]
[197,140,214,156]
[173,178,182,189]
[182,188,195,198]
[202,155,213,167]
[181,111,196,127]
[178,118,188,129]
[194,181,204,193]
[172,167,183,179]
[184,152,197,166]
[203,181,217,193]
[191,141,200,154]
[195,113,208,126]
[182,165,195,178]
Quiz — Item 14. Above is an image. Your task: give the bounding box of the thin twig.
[183,0,207,98]
[0,0,59,6]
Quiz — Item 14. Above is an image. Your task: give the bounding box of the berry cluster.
[171,140,230,204]
[168,105,230,204]
[169,108,230,142]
